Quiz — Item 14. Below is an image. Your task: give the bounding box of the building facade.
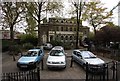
[40,18,90,44]
[1,30,21,39]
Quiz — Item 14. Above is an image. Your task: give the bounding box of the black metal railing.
[86,61,120,81]
[1,67,40,81]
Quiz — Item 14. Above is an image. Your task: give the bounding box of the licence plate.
[21,65,27,68]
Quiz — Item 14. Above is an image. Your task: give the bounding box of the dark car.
[17,49,44,69]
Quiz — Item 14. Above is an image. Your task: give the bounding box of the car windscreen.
[50,50,64,56]
[24,51,38,56]
[81,51,96,59]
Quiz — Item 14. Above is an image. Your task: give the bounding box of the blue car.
[17,49,44,69]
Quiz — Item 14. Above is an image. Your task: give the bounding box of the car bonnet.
[85,58,105,65]
[47,55,65,62]
[18,56,37,63]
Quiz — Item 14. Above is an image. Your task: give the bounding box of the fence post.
[115,62,118,81]
[103,64,106,81]
[70,56,73,67]
[112,61,115,80]
[41,59,44,70]
[86,62,88,81]
[106,64,109,81]
[37,67,40,81]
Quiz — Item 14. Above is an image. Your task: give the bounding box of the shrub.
[19,34,38,46]
[2,40,17,52]
[9,44,22,55]
[50,40,72,50]
[50,40,63,47]
[22,43,34,50]
[63,42,72,50]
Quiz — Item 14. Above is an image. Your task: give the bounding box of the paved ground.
[2,50,114,79]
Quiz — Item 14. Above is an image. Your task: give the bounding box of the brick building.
[39,18,90,44]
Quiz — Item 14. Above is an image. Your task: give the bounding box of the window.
[56,27,59,31]
[61,36,64,40]
[61,27,64,31]
[61,20,63,23]
[70,27,72,31]
[65,36,68,40]
[70,36,72,40]
[65,27,68,31]
[74,27,76,31]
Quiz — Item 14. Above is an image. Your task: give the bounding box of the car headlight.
[61,62,65,64]
[48,61,51,64]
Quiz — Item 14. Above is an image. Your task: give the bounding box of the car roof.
[52,46,63,50]
[28,49,41,52]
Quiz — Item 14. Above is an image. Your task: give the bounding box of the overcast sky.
[100,0,120,25]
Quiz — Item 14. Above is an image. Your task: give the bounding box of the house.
[1,30,21,39]
[38,18,90,44]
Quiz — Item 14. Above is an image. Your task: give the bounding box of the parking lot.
[2,50,113,79]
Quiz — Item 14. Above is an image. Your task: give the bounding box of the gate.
[86,61,120,81]
[1,67,40,81]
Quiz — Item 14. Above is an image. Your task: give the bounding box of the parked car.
[46,46,67,69]
[17,48,44,69]
[72,50,105,72]
[43,43,53,50]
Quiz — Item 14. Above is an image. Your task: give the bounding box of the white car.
[43,43,53,50]
[46,46,67,69]
[72,50,105,72]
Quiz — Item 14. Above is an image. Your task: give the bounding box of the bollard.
[70,56,73,67]
[86,62,88,81]
[37,67,40,81]
[41,59,44,70]
[115,62,118,81]
[112,61,115,79]
[103,64,106,81]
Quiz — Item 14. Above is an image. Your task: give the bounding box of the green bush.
[2,40,17,52]
[22,43,34,50]
[19,34,38,46]
[63,42,72,50]
[50,40,63,47]
[50,40,72,50]
[9,44,22,55]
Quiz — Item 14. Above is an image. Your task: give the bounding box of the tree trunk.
[76,1,82,49]
[10,24,14,41]
[38,2,42,46]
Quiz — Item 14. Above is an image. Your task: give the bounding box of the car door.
[37,50,43,62]
[77,53,85,65]
[72,51,78,61]
[76,52,84,65]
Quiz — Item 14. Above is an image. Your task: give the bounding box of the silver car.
[46,46,67,69]
[72,50,105,72]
